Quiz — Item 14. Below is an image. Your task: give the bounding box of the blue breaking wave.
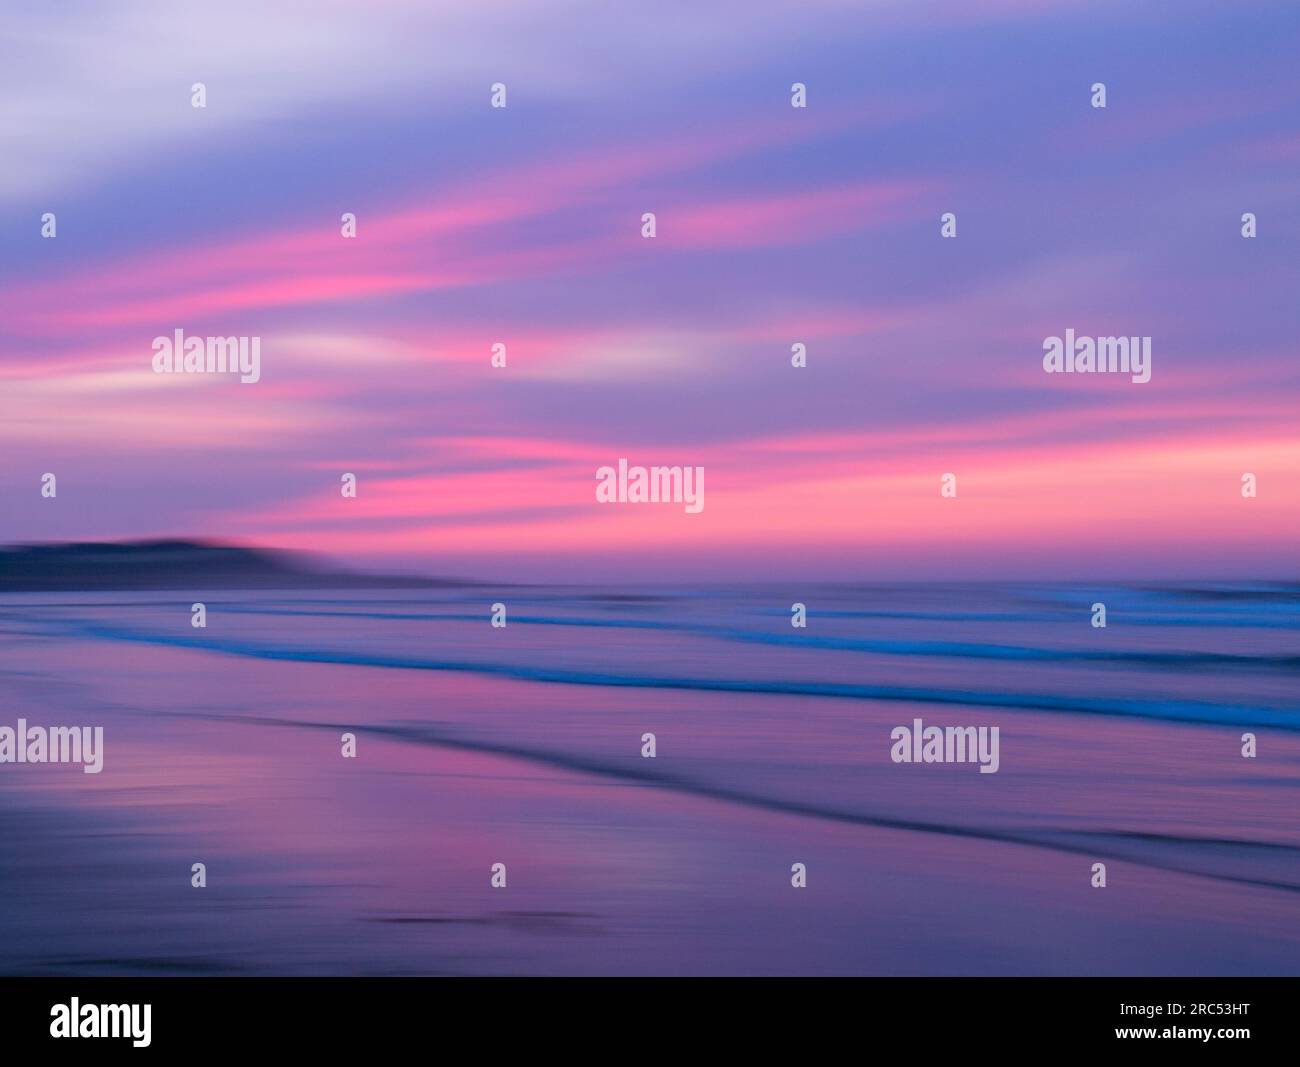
[13,611,1300,732]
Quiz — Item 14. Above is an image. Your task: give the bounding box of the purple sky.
[1,0,1297,580]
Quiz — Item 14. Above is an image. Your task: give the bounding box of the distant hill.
[0,540,461,591]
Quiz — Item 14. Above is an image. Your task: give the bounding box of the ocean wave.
[194,710,1300,897]
[17,613,1300,731]
[90,602,1300,671]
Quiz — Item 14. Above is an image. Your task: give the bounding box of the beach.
[1,582,1297,975]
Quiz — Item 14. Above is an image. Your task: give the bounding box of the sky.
[1,0,1297,581]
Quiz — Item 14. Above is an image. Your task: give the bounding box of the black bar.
[0,977,1291,1055]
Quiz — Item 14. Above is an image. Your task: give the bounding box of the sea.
[0,581,1297,975]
